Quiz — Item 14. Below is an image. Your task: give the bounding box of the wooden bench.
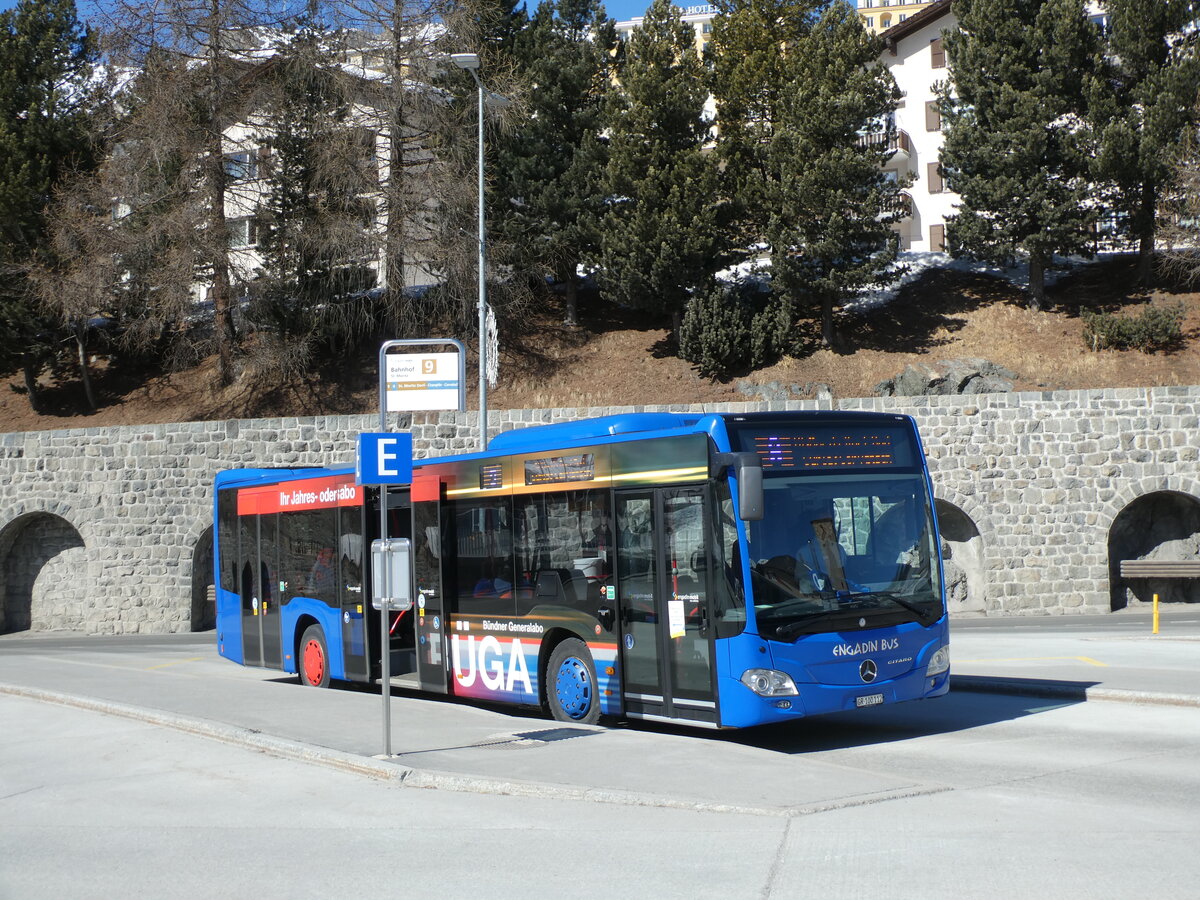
[1119,560,1200,578]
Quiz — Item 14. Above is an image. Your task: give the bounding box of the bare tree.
[92,0,298,384]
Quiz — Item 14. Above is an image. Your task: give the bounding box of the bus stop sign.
[356,433,413,485]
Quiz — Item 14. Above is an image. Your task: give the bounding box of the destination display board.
[733,425,917,471]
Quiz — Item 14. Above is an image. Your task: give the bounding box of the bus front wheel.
[546,638,599,725]
[299,624,330,688]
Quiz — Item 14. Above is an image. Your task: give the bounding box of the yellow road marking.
[958,656,1108,667]
[145,657,204,670]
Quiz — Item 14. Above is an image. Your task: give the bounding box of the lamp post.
[450,52,508,451]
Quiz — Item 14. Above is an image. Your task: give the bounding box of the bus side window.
[713,485,746,639]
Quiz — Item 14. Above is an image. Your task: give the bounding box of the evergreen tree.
[251,24,379,376]
[766,0,907,348]
[0,0,94,412]
[597,0,724,335]
[710,0,905,349]
[940,0,1099,310]
[1090,0,1200,284]
[491,0,617,326]
[708,0,812,256]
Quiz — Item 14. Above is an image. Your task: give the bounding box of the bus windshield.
[744,473,943,641]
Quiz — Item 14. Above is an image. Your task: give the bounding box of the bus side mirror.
[712,452,764,522]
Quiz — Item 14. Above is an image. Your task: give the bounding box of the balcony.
[857,128,911,159]
[881,191,913,219]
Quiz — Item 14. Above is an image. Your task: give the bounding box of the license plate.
[856,693,884,708]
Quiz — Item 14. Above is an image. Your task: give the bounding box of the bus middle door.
[614,488,717,725]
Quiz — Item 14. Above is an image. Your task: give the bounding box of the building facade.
[877,0,957,252]
[858,0,939,35]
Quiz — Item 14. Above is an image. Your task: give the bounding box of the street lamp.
[450,52,509,451]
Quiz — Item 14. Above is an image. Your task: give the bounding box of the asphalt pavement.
[1,607,1197,816]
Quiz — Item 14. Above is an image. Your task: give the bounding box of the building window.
[228,216,258,249]
[883,169,898,183]
[702,22,712,33]
[899,13,906,21]
[929,224,945,251]
[223,150,258,182]
[927,163,944,193]
[860,0,873,7]
[866,16,874,26]
[925,101,941,132]
[930,37,945,68]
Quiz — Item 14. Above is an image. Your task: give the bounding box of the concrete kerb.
[1,680,950,818]
[951,675,1200,708]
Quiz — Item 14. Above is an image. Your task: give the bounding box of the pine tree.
[940,0,1099,310]
[710,0,906,349]
[251,24,379,376]
[597,0,725,335]
[708,0,813,256]
[766,0,907,348]
[0,0,95,412]
[491,0,617,326]
[1090,0,1200,284]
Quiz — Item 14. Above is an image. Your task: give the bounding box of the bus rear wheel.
[546,638,599,724]
[299,624,330,688]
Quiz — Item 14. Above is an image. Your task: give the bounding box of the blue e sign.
[356,433,413,485]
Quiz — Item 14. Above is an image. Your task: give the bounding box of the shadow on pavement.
[605,685,1089,754]
[731,685,1090,754]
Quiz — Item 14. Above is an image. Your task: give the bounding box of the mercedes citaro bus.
[213,411,949,728]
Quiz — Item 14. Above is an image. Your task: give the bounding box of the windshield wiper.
[773,611,836,642]
[844,591,938,625]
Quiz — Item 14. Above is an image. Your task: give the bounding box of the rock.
[875,359,1016,397]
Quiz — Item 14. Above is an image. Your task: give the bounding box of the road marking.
[957,655,1108,667]
[145,657,204,670]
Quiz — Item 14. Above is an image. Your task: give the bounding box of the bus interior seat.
[534,568,598,610]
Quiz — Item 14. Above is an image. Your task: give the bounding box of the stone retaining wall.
[2,386,1198,633]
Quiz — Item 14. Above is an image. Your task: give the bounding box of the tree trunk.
[22,360,42,414]
[75,324,97,413]
[206,0,236,386]
[1028,251,1045,311]
[564,277,579,327]
[383,7,409,333]
[820,295,836,349]
[1137,180,1156,287]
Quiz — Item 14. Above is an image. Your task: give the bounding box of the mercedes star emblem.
[860,659,878,683]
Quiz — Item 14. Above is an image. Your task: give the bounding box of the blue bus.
[212,411,949,728]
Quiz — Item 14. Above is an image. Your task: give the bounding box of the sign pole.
[378,352,392,757]
[371,339,459,758]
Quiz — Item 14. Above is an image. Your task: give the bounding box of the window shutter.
[927,163,943,193]
[929,224,945,251]
[925,101,941,132]
[930,38,945,68]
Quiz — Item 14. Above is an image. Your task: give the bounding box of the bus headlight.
[741,668,798,697]
[926,646,950,677]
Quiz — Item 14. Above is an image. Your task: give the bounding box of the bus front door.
[615,488,717,726]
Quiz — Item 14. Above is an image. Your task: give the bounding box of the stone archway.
[191,525,215,632]
[1108,491,1200,610]
[935,500,986,615]
[0,513,87,633]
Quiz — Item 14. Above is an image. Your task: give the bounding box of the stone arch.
[191,525,215,632]
[0,512,87,634]
[935,499,987,615]
[1107,490,1200,610]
